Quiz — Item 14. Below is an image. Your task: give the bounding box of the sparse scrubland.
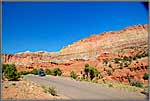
[2,24,149,99]
[2,64,67,100]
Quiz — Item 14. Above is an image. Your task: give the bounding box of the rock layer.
[1,24,148,85]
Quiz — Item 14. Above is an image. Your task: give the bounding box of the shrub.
[89,67,100,80]
[3,64,20,81]
[52,68,62,76]
[98,73,103,79]
[42,86,57,96]
[136,54,142,59]
[133,56,137,60]
[108,64,112,68]
[85,63,89,68]
[84,64,90,78]
[143,73,149,80]
[18,71,31,75]
[128,56,132,62]
[80,71,83,74]
[2,64,8,73]
[107,70,113,76]
[103,59,109,65]
[31,69,38,75]
[83,64,100,80]
[114,58,121,63]
[123,56,129,62]
[39,68,44,72]
[124,62,128,67]
[108,83,113,87]
[45,69,52,75]
[70,71,77,79]
[119,62,123,68]
[130,80,143,88]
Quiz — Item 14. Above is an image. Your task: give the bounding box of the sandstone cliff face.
[2,24,148,65]
[60,24,148,56]
[1,24,148,85]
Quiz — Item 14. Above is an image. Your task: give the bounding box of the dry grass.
[99,81,144,92]
[2,80,68,100]
[42,85,57,96]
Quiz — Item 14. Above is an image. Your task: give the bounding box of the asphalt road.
[25,75,146,100]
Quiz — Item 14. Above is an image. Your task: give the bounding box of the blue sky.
[2,2,148,54]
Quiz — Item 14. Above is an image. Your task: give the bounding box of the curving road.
[24,75,146,101]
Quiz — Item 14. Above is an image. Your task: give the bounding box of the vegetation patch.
[130,80,143,88]
[42,85,57,96]
[31,69,38,75]
[2,64,20,81]
[143,73,149,80]
[45,69,52,75]
[100,81,144,92]
[70,71,77,79]
[51,68,62,76]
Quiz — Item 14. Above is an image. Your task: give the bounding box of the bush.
[39,68,44,72]
[70,71,77,79]
[83,64,101,80]
[18,71,31,75]
[85,64,89,68]
[133,56,137,60]
[108,83,113,87]
[108,64,112,68]
[123,56,129,62]
[84,64,90,78]
[2,64,8,73]
[103,59,109,65]
[128,56,132,62]
[114,58,121,63]
[124,62,128,67]
[42,86,57,96]
[143,73,149,80]
[45,69,52,75]
[130,80,143,88]
[107,70,113,76]
[89,67,100,80]
[119,62,123,67]
[52,68,62,76]
[31,69,38,75]
[136,54,142,59]
[3,64,20,81]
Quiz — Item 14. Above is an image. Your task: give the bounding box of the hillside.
[2,24,148,85]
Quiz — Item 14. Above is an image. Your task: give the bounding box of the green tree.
[70,71,77,79]
[45,69,52,75]
[103,59,109,65]
[84,64,90,79]
[130,80,143,88]
[123,56,129,62]
[3,64,20,81]
[2,64,8,73]
[52,68,62,76]
[31,69,38,75]
[85,64,89,67]
[143,73,149,80]
[89,67,100,80]
[39,68,44,73]
[18,71,31,75]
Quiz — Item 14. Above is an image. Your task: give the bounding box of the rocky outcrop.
[60,24,148,57]
[2,24,148,65]
[1,24,148,85]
